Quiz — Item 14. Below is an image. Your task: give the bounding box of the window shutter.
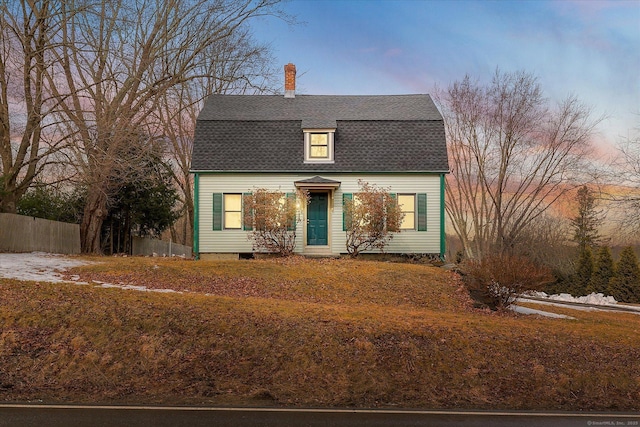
[243,193,253,231]
[286,192,296,231]
[389,193,397,231]
[417,193,427,231]
[212,193,223,231]
[343,193,353,231]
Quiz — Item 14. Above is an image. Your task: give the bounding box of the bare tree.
[45,0,285,253]
[515,211,573,276]
[610,124,640,241]
[0,0,67,212]
[156,27,278,246]
[436,70,601,260]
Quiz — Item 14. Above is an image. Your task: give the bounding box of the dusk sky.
[252,0,640,154]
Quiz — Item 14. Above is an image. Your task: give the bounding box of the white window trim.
[303,129,335,163]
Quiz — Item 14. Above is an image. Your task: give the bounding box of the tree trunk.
[0,192,17,214]
[81,188,108,254]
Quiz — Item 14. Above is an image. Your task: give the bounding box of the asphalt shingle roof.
[191,94,449,173]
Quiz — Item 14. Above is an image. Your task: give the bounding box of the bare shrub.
[463,254,553,309]
[344,180,404,257]
[243,188,309,256]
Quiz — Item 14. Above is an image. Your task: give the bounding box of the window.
[398,194,415,230]
[304,129,334,163]
[310,133,329,158]
[224,194,242,229]
[342,192,427,232]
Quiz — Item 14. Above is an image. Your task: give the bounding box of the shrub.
[608,247,640,303]
[588,246,614,294]
[344,180,404,258]
[463,254,553,310]
[243,188,310,256]
[17,185,84,223]
[571,246,594,296]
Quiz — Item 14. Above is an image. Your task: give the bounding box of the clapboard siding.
[196,173,442,255]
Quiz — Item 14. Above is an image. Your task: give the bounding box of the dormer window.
[304,129,335,163]
[310,133,329,158]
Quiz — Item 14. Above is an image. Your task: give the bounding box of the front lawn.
[0,256,638,410]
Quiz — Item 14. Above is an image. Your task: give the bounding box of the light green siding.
[196,173,443,256]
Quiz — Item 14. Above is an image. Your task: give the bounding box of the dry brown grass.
[0,256,638,410]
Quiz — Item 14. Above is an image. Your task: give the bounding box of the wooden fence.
[0,213,81,254]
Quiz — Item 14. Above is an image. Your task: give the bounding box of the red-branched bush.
[463,254,553,309]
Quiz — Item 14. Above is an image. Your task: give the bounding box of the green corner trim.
[193,173,200,260]
[440,174,446,260]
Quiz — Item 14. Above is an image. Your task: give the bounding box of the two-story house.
[190,63,449,259]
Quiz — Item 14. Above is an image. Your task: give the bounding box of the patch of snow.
[510,305,575,319]
[0,252,179,295]
[0,252,91,283]
[92,279,180,294]
[518,298,601,312]
[519,291,640,314]
[530,291,618,306]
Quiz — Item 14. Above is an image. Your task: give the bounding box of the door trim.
[304,191,332,254]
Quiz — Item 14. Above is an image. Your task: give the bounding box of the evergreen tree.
[17,186,84,223]
[101,149,180,254]
[608,247,640,303]
[572,246,594,296]
[588,246,615,294]
[570,185,603,250]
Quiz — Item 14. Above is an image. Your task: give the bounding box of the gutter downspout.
[193,172,200,260]
[440,173,446,261]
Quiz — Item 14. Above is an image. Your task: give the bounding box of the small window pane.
[398,195,415,211]
[311,133,328,146]
[310,145,328,158]
[401,213,415,230]
[225,194,242,211]
[225,212,242,229]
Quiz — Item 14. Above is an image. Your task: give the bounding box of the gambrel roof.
[190,94,449,173]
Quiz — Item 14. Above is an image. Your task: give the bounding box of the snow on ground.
[0,252,92,283]
[0,252,178,294]
[516,292,640,316]
[529,291,619,306]
[510,305,575,319]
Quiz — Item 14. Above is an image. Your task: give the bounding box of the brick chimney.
[284,63,296,98]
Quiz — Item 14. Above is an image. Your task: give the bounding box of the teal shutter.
[286,192,296,231]
[212,193,223,231]
[243,192,253,231]
[343,193,353,231]
[389,193,397,231]
[417,193,427,231]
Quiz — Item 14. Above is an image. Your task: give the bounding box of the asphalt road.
[1,405,639,427]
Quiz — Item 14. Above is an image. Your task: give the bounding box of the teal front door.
[307,193,328,245]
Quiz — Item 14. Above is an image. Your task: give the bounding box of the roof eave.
[189,169,450,174]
